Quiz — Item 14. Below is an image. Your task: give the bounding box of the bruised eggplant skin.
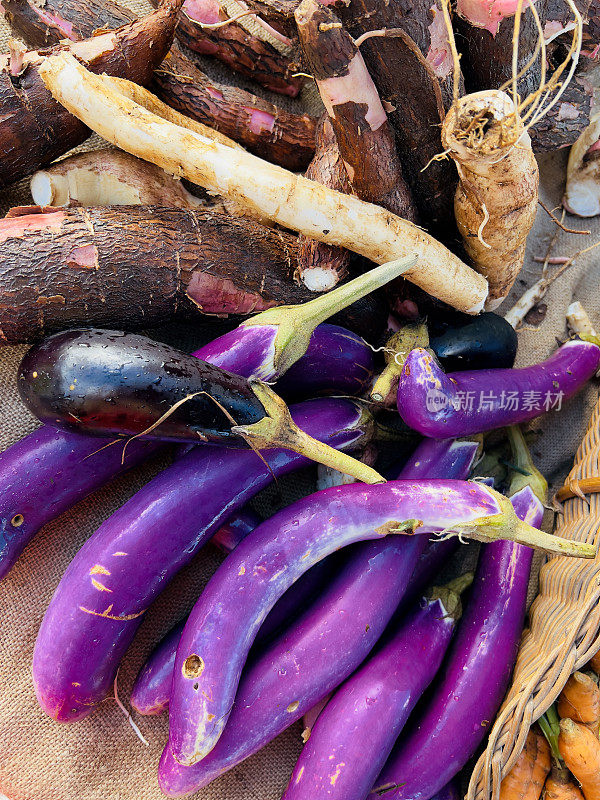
[0,206,308,344]
[2,0,317,172]
[0,1,179,188]
[18,329,265,445]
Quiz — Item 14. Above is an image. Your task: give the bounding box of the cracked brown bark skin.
[455,6,544,102]
[2,0,316,171]
[528,75,592,150]
[0,1,180,188]
[170,0,303,97]
[296,0,418,224]
[0,206,312,344]
[297,116,351,290]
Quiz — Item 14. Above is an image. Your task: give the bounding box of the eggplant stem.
[429,571,474,621]
[370,323,429,405]
[235,381,386,484]
[246,256,417,377]
[506,425,548,503]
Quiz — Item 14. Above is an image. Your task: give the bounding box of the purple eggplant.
[282,575,471,800]
[166,477,561,767]
[397,339,600,438]
[369,427,547,800]
[130,510,333,716]
[3,257,389,579]
[155,439,483,795]
[32,398,372,723]
[0,427,155,580]
[1,315,374,580]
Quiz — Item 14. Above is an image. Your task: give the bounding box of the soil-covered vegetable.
[31,397,373,722]
[0,0,180,188]
[441,90,539,309]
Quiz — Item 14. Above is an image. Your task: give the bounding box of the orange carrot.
[499,727,551,800]
[558,719,600,800]
[558,673,600,727]
[545,765,585,800]
[588,652,600,677]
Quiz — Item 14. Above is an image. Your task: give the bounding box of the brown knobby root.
[30,149,206,209]
[38,53,489,314]
[295,0,418,223]
[296,115,352,292]
[441,90,539,310]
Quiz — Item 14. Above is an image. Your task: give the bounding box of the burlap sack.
[0,4,598,798]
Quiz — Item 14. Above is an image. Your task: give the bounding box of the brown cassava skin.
[153,49,316,171]
[528,75,593,152]
[295,0,418,224]
[0,2,180,188]
[2,0,316,171]
[498,728,551,800]
[166,0,303,97]
[333,7,457,239]
[297,115,351,291]
[0,205,309,344]
[31,149,205,209]
[559,719,600,800]
[441,91,539,310]
[241,0,458,237]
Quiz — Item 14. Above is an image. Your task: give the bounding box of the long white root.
[38,51,489,314]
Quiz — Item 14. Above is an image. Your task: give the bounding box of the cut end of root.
[442,90,522,159]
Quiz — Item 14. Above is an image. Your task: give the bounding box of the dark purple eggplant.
[17,328,382,483]
[429,312,519,371]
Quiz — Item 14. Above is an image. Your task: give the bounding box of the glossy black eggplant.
[18,329,383,483]
[18,329,264,446]
[429,312,518,371]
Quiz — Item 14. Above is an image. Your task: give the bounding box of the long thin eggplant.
[156,439,482,795]
[130,511,334,716]
[0,0,179,188]
[166,479,545,766]
[32,398,373,722]
[397,339,600,438]
[369,428,547,800]
[1,0,317,171]
[282,576,470,800]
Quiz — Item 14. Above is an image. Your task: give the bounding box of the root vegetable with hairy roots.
[441,90,539,309]
[37,53,490,314]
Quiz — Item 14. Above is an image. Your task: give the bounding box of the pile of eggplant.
[1,0,600,798]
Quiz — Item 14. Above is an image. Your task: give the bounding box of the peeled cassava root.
[0,206,309,344]
[30,149,206,209]
[0,0,180,188]
[39,53,489,314]
[441,90,539,310]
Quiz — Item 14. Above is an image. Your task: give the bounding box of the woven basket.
[468,391,600,800]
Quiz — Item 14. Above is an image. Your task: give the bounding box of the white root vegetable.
[564,113,600,217]
[31,149,205,209]
[441,90,539,310]
[38,51,490,314]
